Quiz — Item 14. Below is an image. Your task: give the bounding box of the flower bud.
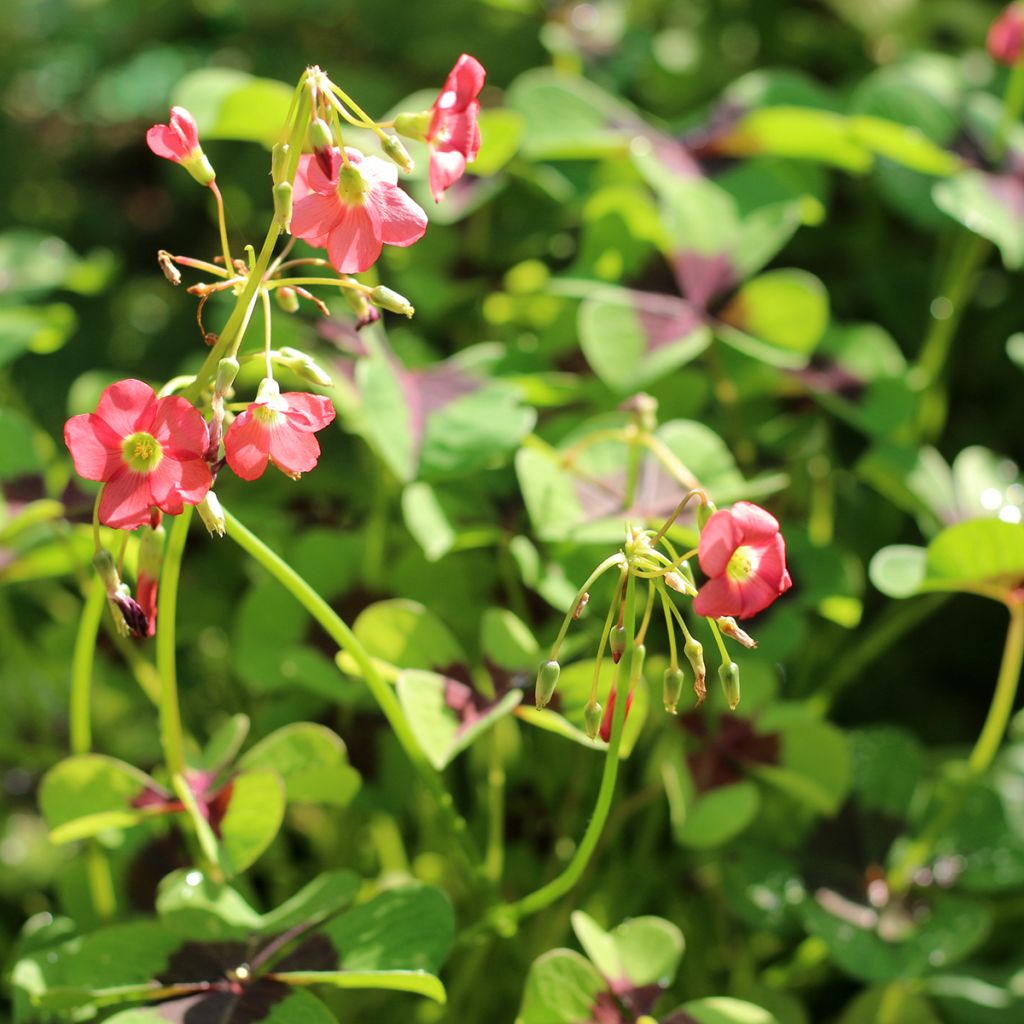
[308,117,334,151]
[684,636,706,705]
[394,109,432,141]
[157,250,181,286]
[719,661,741,710]
[599,686,634,743]
[665,571,692,595]
[275,286,301,314]
[610,625,627,664]
[663,666,685,714]
[93,549,120,593]
[381,134,414,173]
[697,499,718,531]
[535,659,560,709]
[271,142,291,185]
[111,586,149,639]
[584,699,603,740]
[278,346,334,388]
[197,492,226,538]
[989,4,1024,65]
[215,356,240,396]
[344,287,379,327]
[184,153,216,187]
[273,182,293,230]
[717,616,757,649]
[370,285,415,318]
[630,643,647,682]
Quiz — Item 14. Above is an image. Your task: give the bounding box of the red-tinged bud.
[717,616,757,649]
[663,666,685,714]
[111,587,149,639]
[573,592,590,620]
[215,356,240,397]
[276,286,301,314]
[535,659,560,709]
[989,4,1024,65]
[197,493,226,538]
[610,625,627,664]
[599,686,634,743]
[370,285,415,317]
[308,118,334,152]
[685,636,706,705]
[381,134,414,173]
[697,499,717,531]
[584,699,603,740]
[273,182,293,230]
[271,142,290,185]
[719,661,741,710]
[158,250,181,286]
[394,109,432,142]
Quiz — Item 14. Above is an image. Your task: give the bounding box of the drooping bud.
[717,616,757,649]
[215,356,240,397]
[381,134,414,173]
[609,625,627,664]
[157,250,181,286]
[271,142,291,185]
[697,498,718,531]
[308,117,334,152]
[719,661,741,710]
[535,659,560,709]
[136,524,164,638]
[584,699,603,740]
[344,287,380,328]
[197,492,226,538]
[573,592,590,620]
[278,346,334,388]
[275,286,301,314]
[273,182,293,229]
[663,666,685,714]
[989,4,1024,65]
[599,686,634,743]
[630,643,647,682]
[665,571,692,595]
[370,285,415,318]
[394,109,432,142]
[94,550,149,638]
[684,636,706,705]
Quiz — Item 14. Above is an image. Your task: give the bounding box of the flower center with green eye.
[253,404,282,426]
[726,546,755,582]
[337,164,369,206]
[121,432,163,473]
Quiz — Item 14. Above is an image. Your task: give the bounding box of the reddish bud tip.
[989,4,1024,65]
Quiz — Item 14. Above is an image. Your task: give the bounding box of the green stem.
[221,506,488,884]
[550,553,625,660]
[889,602,1024,892]
[209,182,234,272]
[993,59,1024,163]
[157,508,192,778]
[485,726,506,884]
[70,577,106,755]
[495,572,638,926]
[85,843,117,921]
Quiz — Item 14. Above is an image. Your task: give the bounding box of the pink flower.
[291,147,427,273]
[692,502,792,620]
[989,4,1024,64]
[64,380,213,531]
[146,107,215,185]
[426,54,485,202]
[224,379,336,481]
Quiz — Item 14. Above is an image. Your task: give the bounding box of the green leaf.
[217,770,286,876]
[923,519,1024,595]
[396,669,523,769]
[752,719,851,815]
[0,230,114,299]
[104,988,339,1024]
[934,172,1024,269]
[848,115,959,176]
[39,755,154,844]
[570,911,684,988]
[270,969,446,1004]
[481,608,539,671]
[517,949,607,1024]
[238,723,360,806]
[850,727,924,819]
[0,303,77,369]
[671,997,780,1023]
[717,270,829,368]
[659,177,740,256]
[0,407,45,478]
[869,544,927,599]
[402,482,457,562]
[260,870,362,935]
[319,885,455,974]
[355,347,415,481]
[193,714,250,774]
[665,765,761,849]
[837,985,943,1024]
[471,109,525,175]
[351,599,464,672]
[156,869,263,940]
[173,68,293,148]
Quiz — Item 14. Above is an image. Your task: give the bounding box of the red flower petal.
[729,501,780,544]
[64,413,123,482]
[281,393,336,432]
[224,409,271,481]
[99,468,155,530]
[326,205,383,273]
[149,456,213,515]
[697,508,744,578]
[370,184,428,247]
[693,575,744,618]
[151,396,209,458]
[95,379,157,438]
[429,149,468,203]
[268,423,322,477]
[291,192,346,243]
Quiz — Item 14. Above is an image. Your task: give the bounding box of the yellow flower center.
[121,431,163,473]
[726,545,755,582]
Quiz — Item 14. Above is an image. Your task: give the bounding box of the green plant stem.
[221,506,488,885]
[993,59,1024,163]
[492,571,638,927]
[485,727,506,884]
[69,576,106,755]
[85,843,117,922]
[889,601,1024,892]
[157,507,192,779]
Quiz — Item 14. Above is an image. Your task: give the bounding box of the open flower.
[692,501,792,620]
[146,107,215,185]
[64,380,213,531]
[224,379,336,481]
[425,54,485,201]
[291,147,427,273]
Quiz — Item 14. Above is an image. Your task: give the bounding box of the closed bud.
[215,356,240,396]
[599,686,634,743]
[630,643,647,682]
[183,152,216,187]
[111,586,149,639]
[609,625,627,664]
[381,134,414,173]
[394,109,432,141]
[197,492,226,538]
[308,118,334,151]
[370,285,415,318]
[719,661,741,710]
[535,659,560,709]
[271,142,291,185]
[717,616,757,649]
[663,666,685,714]
[276,286,301,314]
[665,571,692,595]
[138,524,165,579]
[584,699,603,740]
[273,182,293,230]
[684,636,706,705]
[278,346,334,388]
[92,549,121,593]
[697,499,718,531]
